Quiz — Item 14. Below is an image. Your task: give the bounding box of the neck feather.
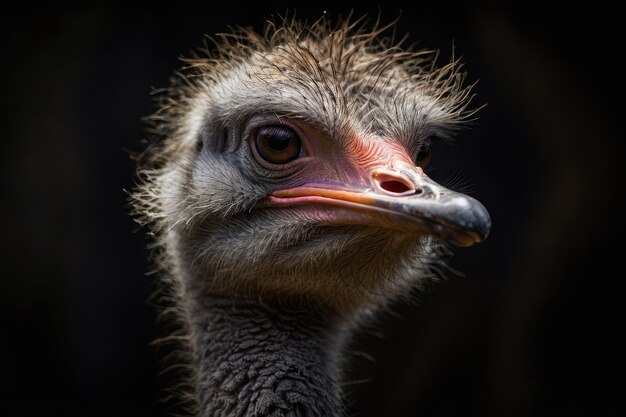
[185,294,347,417]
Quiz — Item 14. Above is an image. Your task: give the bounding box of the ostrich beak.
[269,167,491,247]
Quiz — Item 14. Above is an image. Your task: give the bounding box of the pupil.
[266,130,292,150]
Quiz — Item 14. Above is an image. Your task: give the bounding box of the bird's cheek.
[264,158,352,190]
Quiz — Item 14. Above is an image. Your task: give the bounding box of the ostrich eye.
[255,126,301,164]
[415,137,433,165]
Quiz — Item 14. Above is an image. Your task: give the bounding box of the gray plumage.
[132,15,487,417]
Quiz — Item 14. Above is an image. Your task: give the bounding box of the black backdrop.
[2,2,623,417]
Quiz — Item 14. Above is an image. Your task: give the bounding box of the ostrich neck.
[186,293,348,417]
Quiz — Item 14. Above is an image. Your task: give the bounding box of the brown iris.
[255,126,302,164]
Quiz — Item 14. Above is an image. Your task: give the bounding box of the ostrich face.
[137,21,491,313]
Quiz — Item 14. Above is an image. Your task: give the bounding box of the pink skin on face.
[267,135,429,231]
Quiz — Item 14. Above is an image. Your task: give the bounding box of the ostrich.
[132,16,490,417]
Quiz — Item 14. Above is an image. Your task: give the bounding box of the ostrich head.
[133,15,490,416]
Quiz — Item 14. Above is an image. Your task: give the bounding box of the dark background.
[2,2,623,416]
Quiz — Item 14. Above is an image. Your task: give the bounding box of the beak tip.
[449,197,491,247]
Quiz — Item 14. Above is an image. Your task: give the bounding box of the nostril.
[380,180,410,194]
[414,187,423,195]
[372,171,416,196]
